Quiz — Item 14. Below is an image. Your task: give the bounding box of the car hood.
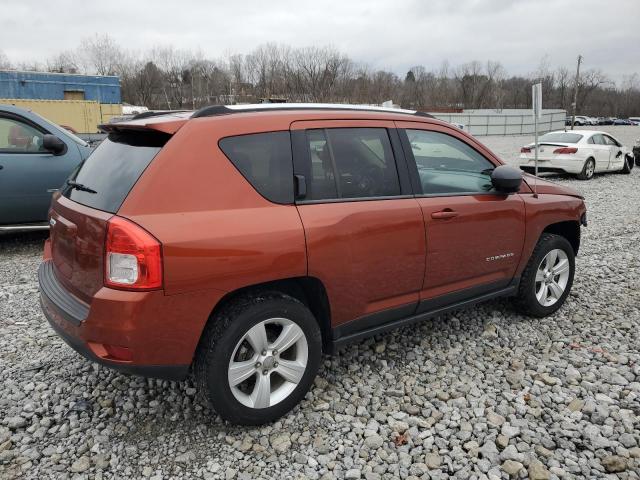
[521,173,584,199]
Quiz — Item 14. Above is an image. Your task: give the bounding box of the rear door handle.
[431,210,458,219]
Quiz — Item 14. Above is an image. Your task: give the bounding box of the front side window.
[603,135,620,147]
[219,131,293,204]
[303,128,401,200]
[405,129,495,195]
[0,116,47,153]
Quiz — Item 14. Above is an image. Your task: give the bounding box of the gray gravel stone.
[502,459,524,477]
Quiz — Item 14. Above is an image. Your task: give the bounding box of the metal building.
[0,70,121,104]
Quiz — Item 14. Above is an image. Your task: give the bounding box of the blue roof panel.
[0,70,121,104]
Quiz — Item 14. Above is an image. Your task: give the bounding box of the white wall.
[430,109,566,136]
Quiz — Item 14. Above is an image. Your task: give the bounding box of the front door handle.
[431,209,458,219]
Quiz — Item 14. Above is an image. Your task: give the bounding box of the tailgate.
[49,194,111,303]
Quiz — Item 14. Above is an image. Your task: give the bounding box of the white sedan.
[517,130,635,180]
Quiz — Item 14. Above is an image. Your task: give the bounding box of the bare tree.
[20,39,639,116]
[0,50,11,70]
[555,67,571,110]
[576,69,609,113]
[80,34,122,76]
[46,51,81,73]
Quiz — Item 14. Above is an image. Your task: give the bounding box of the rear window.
[539,132,583,144]
[219,131,293,204]
[62,130,168,213]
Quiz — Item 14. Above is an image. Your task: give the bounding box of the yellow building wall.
[0,99,122,133]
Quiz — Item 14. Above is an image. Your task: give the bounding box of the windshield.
[61,130,169,213]
[538,132,583,144]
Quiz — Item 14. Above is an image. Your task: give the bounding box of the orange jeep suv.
[39,104,587,425]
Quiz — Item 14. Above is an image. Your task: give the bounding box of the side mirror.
[43,134,66,155]
[491,165,522,194]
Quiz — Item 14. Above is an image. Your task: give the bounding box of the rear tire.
[514,233,575,318]
[621,154,633,174]
[195,292,322,425]
[576,158,595,180]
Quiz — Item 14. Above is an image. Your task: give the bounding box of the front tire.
[195,292,322,425]
[515,233,575,317]
[621,154,633,174]
[576,158,595,180]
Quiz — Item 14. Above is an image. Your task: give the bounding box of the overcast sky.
[2,0,639,83]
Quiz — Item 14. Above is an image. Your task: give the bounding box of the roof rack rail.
[191,103,434,119]
[132,110,189,120]
[191,105,234,118]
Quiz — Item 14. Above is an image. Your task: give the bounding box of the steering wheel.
[352,165,384,196]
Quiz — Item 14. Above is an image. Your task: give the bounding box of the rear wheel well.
[204,277,332,353]
[542,221,580,254]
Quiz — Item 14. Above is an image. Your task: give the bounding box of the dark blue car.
[0,105,92,230]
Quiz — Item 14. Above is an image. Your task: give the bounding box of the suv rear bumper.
[38,260,190,381]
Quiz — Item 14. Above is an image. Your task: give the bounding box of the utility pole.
[570,55,582,130]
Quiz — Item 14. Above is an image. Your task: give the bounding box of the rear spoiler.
[99,111,192,135]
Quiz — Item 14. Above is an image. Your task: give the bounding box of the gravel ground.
[1,127,639,480]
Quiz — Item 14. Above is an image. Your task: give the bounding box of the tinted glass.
[592,134,605,145]
[304,128,400,200]
[62,130,168,213]
[305,129,338,200]
[538,132,583,143]
[406,129,494,195]
[219,131,293,204]
[0,117,46,153]
[603,135,619,146]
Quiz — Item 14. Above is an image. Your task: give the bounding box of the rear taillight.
[105,216,162,290]
[553,147,578,154]
[520,147,532,153]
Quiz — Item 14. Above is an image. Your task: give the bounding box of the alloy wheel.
[228,318,308,409]
[585,160,595,178]
[535,248,570,307]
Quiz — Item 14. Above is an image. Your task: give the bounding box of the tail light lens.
[553,147,578,154]
[520,147,532,153]
[105,216,162,290]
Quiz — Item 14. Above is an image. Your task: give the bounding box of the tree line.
[2,35,639,117]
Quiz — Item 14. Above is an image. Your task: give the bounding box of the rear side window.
[62,130,168,213]
[302,128,401,200]
[219,131,293,204]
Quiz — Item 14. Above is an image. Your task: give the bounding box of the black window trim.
[291,126,413,204]
[398,127,503,198]
[0,112,55,155]
[217,129,295,205]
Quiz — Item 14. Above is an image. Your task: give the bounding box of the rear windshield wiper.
[66,180,97,194]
